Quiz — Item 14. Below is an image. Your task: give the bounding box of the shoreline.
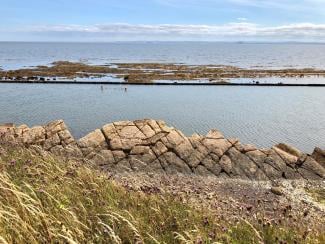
[1,79,325,86]
[1,119,324,181]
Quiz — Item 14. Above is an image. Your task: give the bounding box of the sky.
[1,0,325,42]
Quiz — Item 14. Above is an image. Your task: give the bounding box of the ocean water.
[1,42,325,70]
[0,83,324,153]
[0,42,324,152]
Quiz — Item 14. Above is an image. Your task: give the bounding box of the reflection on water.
[0,83,324,152]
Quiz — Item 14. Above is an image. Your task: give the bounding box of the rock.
[298,168,322,180]
[235,143,258,153]
[45,120,66,137]
[112,150,126,162]
[255,169,269,181]
[78,129,107,155]
[185,150,207,168]
[174,140,194,160]
[264,149,287,171]
[14,124,28,138]
[226,147,259,179]
[274,143,303,158]
[260,163,283,179]
[23,126,46,145]
[194,165,214,176]
[50,145,65,156]
[139,124,156,138]
[272,146,298,165]
[282,166,301,180]
[97,150,115,165]
[147,120,162,134]
[228,138,239,145]
[58,130,75,145]
[164,130,185,148]
[129,157,148,171]
[129,149,156,165]
[201,156,222,176]
[144,132,166,145]
[158,152,192,174]
[109,138,123,150]
[113,121,133,127]
[246,150,266,167]
[120,138,142,150]
[78,129,107,149]
[118,125,146,139]
[130,145,151,155]
[146,159,165,173]
[189,133,202,143]
[62,145,83,158]
[202,138,232,157]
[157,120,173,133]
[152,141,168,156]
[115,160,132,173]
[263,150,300,179]
[44,133,61,150]
[1,118,324,180]
[102,123,116,139]
[271,186,284,196]
[300,156,325,179]
[219,155,233,174]
[312,147,325,168]
[206,129,224,139]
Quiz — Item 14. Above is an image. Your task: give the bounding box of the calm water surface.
[0,83,324,153]
[1,42,325,70]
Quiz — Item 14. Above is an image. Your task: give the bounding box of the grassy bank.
[0,146,323,243]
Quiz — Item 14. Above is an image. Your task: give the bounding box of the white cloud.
[15,22,325,41]
[156,0,325,12]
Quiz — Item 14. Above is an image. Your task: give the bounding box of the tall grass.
[0,146,323,243]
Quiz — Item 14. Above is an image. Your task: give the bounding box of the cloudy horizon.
[1,0,325,42]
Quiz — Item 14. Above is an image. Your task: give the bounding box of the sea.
[0,42,325,152]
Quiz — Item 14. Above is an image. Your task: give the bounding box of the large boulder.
[78,129,107,155]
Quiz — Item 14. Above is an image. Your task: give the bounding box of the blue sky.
[1,0,325,41]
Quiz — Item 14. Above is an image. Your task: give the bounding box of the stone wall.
[1,119,324,180]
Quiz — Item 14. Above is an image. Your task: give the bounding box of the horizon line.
[1,40,325,44]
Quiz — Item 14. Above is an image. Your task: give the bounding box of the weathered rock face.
[312,147,325,168]
[1,119,324,180]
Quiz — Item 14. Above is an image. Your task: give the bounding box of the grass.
[0,145,324,243]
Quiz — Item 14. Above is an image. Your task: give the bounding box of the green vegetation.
[0,146,323,243]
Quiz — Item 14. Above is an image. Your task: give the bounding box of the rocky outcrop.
[312,147,325,168]
[1,119,324,180]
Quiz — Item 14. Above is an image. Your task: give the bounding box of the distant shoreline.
[1,61,325,85]
[1,79,325,87]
